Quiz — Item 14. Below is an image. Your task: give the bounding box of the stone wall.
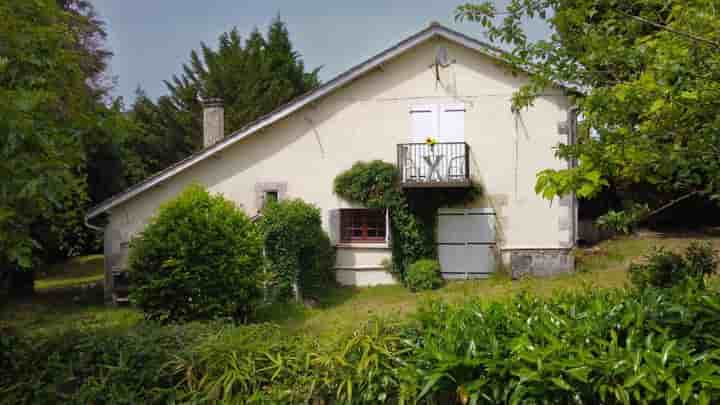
[509,249,574,278]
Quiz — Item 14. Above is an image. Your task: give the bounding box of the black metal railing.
[397,142,470,187]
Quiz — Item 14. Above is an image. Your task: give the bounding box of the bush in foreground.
[405,259,443,292]
[168,283,720,403]
[0,322,215,404]
[128,184,263,322]
[6,282,720,403]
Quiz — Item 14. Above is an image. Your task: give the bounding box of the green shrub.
[7,282,720,403]
[1,322,214,405]
[404,285,720,403]
[170,319,407,404]
[684,241,719,281]
[165,283,720,404]
[258,199,335,301]
[629,242,719,289]
[405,259,443,292]
[128,184,263,322]
[595,204,649,234]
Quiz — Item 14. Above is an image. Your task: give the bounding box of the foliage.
[629,242,719,289]
[405,259,444,292]
[5,237,720,402]
[457,0,720,217]
[0,0,88,270]
[406,284,720,403]
[0,0,134,280]
[595,203,649,234]
[257,199,335,301]
[126,17,320,180]
[11,280,720,403]
[334,161,478,282]
[128,185,263,322]
[0,321,213,405]
[169,319,408,404]
[334,161,430,281]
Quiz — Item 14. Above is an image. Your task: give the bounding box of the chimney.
[202,98,224,148]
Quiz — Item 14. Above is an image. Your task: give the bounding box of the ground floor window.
[340,209,386,243]
[263,190,279,207]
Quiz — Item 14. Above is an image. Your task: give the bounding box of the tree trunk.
[292,279,302,303]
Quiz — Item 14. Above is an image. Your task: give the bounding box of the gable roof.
[86,23,514,221]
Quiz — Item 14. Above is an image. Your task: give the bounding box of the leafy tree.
[0,0,88,274]
[457,0,720,223]
[0,1,131,296]
[127,17,320,179]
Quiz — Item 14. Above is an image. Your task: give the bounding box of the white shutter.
[439,103,465,142]
[409,105,438,143]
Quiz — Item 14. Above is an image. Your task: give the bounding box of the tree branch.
[617,10,720,50]
[639,190,702,223]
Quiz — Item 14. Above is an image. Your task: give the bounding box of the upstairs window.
[340,209,386,243]
[409,103,465,143]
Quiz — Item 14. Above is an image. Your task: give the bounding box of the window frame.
[339,209,387,243]
[263,190,279,207]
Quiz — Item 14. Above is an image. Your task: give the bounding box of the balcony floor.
[401,178,472,188]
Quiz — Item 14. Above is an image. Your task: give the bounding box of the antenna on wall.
[433,45,455,84]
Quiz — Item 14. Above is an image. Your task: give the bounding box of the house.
[86,23,577,303]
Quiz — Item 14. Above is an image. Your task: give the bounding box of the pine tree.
[128,17,320,180]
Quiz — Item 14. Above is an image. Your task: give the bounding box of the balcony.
[397,142,470,188]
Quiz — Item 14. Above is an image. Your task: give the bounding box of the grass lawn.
[2,231,719,338]
[34,254,105,290]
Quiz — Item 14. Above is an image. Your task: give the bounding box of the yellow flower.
[425,136,437,145]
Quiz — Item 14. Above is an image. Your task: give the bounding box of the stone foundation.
[507,249,574,279]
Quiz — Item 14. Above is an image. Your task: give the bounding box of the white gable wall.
[104,37,573,291]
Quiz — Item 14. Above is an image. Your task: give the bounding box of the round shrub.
[128,184,263,322]
[258,199,335,301]
[629,242,719,290]
[405,259,444,292]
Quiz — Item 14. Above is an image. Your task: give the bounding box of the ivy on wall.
[334,161,480,281]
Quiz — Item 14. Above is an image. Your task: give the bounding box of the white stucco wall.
[104,37,573,287]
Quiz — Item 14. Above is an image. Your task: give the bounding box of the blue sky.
[91,1,548,104]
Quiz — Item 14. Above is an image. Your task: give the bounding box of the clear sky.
[91,1,548,104]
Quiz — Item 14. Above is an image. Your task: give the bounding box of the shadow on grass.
[253,284,364,325]
[1,283,142,337]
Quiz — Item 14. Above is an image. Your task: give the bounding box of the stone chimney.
[202,98,224,148]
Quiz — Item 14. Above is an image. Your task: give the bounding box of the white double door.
[408,104,466,182]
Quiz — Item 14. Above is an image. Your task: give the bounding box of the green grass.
[1,254,139,337]
[3,232,719,339]
[35,254,105,290]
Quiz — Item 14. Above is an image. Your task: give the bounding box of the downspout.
[568,106,579,246]
[84,215,105,232]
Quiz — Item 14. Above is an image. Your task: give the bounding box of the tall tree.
[127,17,320,180]
[1,1,131,297]
[457,0,720,225]
[0,0,89,277]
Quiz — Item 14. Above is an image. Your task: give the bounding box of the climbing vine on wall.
[333,160,480,281]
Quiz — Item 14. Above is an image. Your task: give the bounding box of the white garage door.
[437,208,496,279]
